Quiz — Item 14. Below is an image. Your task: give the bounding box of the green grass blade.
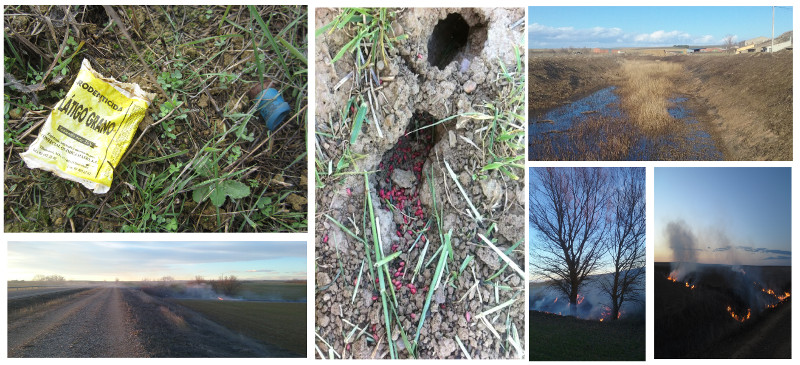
[350,102,367,144]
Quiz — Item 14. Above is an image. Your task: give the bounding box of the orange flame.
[726,306,751,322]
[217,297,224,301]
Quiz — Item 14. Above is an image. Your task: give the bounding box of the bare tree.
[211,275,242,296]
[530,167,610,315]
[723,34,736,53]
[600,168,646,321]
[33,274,65,282]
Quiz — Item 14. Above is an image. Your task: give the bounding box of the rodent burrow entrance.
[427,13,487,70]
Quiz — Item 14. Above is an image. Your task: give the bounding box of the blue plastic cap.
[255,88,291,131]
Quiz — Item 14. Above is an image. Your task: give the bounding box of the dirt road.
[8,286,282,357]
[8,287,147,357]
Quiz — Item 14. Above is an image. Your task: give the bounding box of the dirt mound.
[315,8,525,359]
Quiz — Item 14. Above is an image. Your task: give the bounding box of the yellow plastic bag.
[21,59,155,193]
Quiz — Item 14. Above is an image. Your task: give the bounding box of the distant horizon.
[529,6,793,49]
[7,241,308,282]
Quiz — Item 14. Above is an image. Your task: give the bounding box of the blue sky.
[529,6,793,48]
[7,241,307,281]
[529,167,646,280]
[655,168,791,266]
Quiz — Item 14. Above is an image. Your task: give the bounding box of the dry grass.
[528,53,620,115]
[617,60,682,134]
[531,115,642,161]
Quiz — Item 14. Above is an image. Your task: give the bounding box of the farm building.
[736,44,756,54]
[745,36,768,45]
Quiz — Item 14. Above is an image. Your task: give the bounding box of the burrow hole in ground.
[427,12,487,70]
[374,111,453,285]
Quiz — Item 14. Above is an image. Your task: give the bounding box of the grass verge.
[172,299,306,355]
[529,310,645,361]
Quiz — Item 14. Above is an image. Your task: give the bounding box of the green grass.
[4,5,307,232]
[529,311,645,361]
[173,299,306,355]
[238,280,307,302]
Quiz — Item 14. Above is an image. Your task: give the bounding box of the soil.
[315,8,526,359]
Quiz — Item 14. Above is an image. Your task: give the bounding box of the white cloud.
[529,22,722,48]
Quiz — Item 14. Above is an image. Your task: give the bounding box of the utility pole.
[771,6,774,53]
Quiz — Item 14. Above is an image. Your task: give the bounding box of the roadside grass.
[3,5,307,232]
[172,299,306,356]
[239,280,307,302]
[7,287,93,315]
[529,310,645,361]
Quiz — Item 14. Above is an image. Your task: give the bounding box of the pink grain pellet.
[395,271,402,277]
[346,188,352,196]
[372,295,378,301]
[399,261,405,267]
[322,235,328,243]
[466,311,471,322]
[410,313,416,319]
[410,288,417,294]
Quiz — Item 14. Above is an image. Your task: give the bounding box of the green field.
[174,299,306,355]
[530,310,645,361]
[239,280,306,302]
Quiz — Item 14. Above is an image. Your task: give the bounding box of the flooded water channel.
[528,87,723,160]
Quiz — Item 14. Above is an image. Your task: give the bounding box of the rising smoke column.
[666,220,698,280]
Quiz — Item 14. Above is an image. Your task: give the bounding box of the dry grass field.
[528,51,792,161]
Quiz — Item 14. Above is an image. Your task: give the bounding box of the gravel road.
[8,286,286,357]
[8,287,147,357]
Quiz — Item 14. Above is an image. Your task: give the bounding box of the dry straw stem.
[455,335,472,360]
[478,233,525,279]
[473,298,516,320]
[444,159,483,223]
